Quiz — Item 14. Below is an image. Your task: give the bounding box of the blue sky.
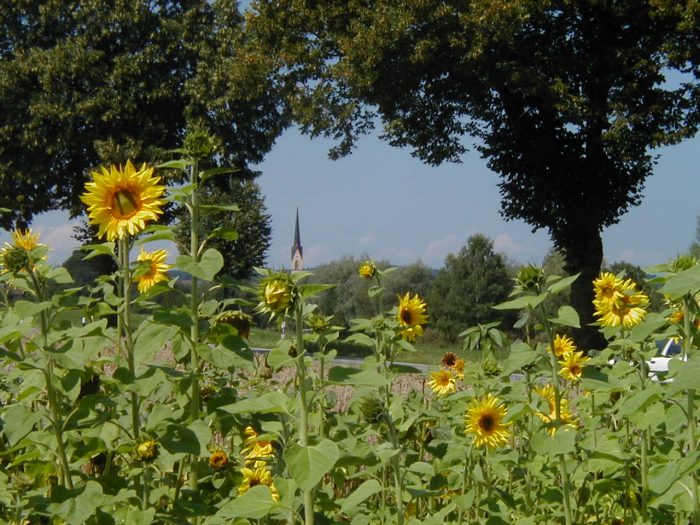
[3,126,698,271]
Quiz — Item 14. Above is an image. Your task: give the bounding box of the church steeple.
[291,207,304,271]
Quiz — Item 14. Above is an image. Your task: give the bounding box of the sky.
[2,126,698,271]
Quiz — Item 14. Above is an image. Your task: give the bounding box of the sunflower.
[80,160,165,241]
[209,450,229,470]
[594,290,648,329]
[0,228,46,274]
[136,440,159,462]
[256,272,296,318]
[10,229,41,251]
[441,352,457,368]
[535,384,577,435]
[592,272,624,307]
[465,393,510,449]
[551,334,576,357]
[452,358,466,380]
[397,292,428,341]
[358,260,377,279]
[558,351,590,382]
[238,466,280,501]
[428,369,456,397]
[242,426,274,465]
[135,248,171,293]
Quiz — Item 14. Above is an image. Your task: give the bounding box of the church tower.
[290,207,304,271]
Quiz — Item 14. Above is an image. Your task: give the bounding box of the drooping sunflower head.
[551,334,576,357]
[212,310,253,339]
[80,160,165,241]
[238,466,280,501]
[428,369,457,397]
[209,450,230,471]
[465,393,510,449]
[558,351,590,382]
[135,248,172,293]
[358,260,377,279]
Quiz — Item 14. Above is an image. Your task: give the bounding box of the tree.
[428,234,513,341]
[246,0,698,348]
[0,0,287,227]
[690,216,700,259]
[175,176,272,281]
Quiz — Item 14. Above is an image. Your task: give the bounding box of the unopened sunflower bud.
[359,396,385,425]
[358,261,377,279]
[516,264,545,293]
[137,440,159,462]
[257,273,296,317]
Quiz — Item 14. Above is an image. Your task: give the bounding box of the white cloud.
[493,233,529,258]
[36,222,80,265]
[358,234,375,246]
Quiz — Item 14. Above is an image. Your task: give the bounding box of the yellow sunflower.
[80,160,166,241]
[428,369,456,397]
[551,334,576,357]
[535,384,577,435]
[465,393,510,449]
[238,466,280,501]
[256,272,296,318]
[452,358,466,380]
[592,272,624,307]
[558,351,590,382]
[209,450,229,471]
[242,426,274,465]
[397,292,428,341]
[135,248,172,293]
[594,290,648,329]
[0,228,47,274]
[358,260,377,279]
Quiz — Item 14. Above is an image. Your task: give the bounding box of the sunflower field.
[0,141,700,525]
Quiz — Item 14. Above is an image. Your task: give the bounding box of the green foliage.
[175,177,272,281]
[0,0,287,227]
[244,0,699,348]
[428,234,514,340]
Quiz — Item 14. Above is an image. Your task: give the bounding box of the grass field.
[248,326,495,366]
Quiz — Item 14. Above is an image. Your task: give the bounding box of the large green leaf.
[175,248,224,281]
[339,479,384,514]
[548,306,580,328]
[286,439,340,491]
[547,274,579,295]
[501,342,539,375]
[220,391,290,415]
[215,485,279,519]
[530,427,576,456]
[51,481,105,523]
[327,366,388,387]
[3,405,43,446]
[658,264,700,300]
[493,294,546,311]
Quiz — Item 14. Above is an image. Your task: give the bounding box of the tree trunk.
[560,228,607,352]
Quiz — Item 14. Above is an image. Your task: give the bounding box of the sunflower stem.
[189,159,202,493]
[294,300,314,525]
[119,238,140,441]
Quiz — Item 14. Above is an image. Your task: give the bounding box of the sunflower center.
[249,477,261,487]
[479,414,495,432]
[570,365,581,375]
[400,308,412,325]
[111,189,140,218]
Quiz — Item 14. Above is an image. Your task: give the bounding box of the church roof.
[291,207,303,259]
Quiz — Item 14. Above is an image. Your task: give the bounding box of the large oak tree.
[0,0,287,226]
[245,0,699,347]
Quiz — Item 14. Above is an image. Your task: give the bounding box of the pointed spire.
[291,207,304,271]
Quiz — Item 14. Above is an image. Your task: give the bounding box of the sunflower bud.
[136,440,159,462]
[183,129,221,161]
[358,261,377,279]
[308,313,332,334]
[2,246,29,274]
[257,273,296,318]
[516,265,545,293]
[670,254,698,273]
[359,396,385,425]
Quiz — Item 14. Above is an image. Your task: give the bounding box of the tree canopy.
[0,0,287,227]
[428,234,513,340]
[245,0,699,347]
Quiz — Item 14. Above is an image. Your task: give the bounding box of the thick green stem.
[119,238,140,441]
[189,160,202,494]
[295,302,313,525]
[682,296,700,525]
[28,267,73,489]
